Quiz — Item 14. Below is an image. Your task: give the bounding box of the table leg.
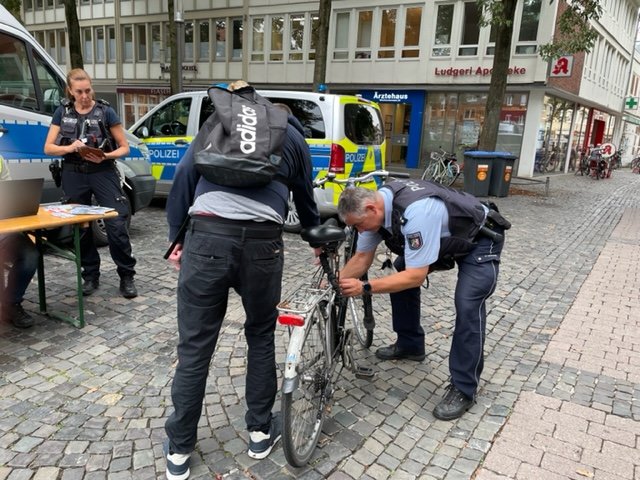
[35,233,47,315]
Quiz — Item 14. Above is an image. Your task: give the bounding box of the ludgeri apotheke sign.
[434,66,527,77]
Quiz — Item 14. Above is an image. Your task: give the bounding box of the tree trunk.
[312,0,331,92]
[62,0,83,70]
[477,0,517,152]
[168,0,180,95]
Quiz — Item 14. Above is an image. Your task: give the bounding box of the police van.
[0,5,156,244]
[128,89,386,231]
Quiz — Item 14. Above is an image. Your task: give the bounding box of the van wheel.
[91,196,132,247]
[284,193,302,233]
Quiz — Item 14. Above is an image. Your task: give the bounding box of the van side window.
[199,96,215,129]
[265,97,325,139]
[33,52,65,114]
[148,97,192,136]
[0,32,38,111]
[344,104,384,145]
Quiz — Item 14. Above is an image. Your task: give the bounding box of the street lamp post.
[174,0,184,93]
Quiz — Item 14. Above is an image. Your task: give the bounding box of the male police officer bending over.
[162,80,319,480]
[337,178,508,421]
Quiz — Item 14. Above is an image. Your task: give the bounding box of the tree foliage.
[0,0,22,21]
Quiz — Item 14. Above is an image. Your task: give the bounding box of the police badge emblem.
[407,232,423,250]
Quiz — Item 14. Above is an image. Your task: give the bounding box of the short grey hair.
[337,187,378,221]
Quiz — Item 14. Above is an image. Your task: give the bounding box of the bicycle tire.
[444,162,461,186]
[343,229,374,348]
[421,162,439,181]
[281,306,330,467]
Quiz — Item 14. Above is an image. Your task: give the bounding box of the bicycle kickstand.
[343,330,375,380]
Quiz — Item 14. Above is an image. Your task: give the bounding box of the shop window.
[137,24,147,62]
[270,16,284,61]
[289,14,304,61]
[378,9,396,59]
[356,11,372,59]
[516,0,541,54]
[402,7,421,58]
[151,23,162,62]
[198,21,210,61]
[232,18,243,60]
[251,17,264,61]
[432,4,453,57]
[215,20,226,61]
[333,12,350,60]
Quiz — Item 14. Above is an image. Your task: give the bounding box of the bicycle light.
[278,313,305,327]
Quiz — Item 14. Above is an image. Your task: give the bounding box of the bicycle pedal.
[355,366,375,379]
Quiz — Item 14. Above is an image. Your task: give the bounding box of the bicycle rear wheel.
[444,162,461,186]
[281,307,330,467]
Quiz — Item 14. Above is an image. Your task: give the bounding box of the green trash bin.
[463,151,494,197]
[489,152,517,197]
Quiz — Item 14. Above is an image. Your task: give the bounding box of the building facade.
[20,0,640,176]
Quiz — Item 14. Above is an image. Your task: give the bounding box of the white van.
[0,5,156,243]
[129,89,386,231]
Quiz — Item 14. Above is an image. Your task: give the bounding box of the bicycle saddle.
[301,222,346,248]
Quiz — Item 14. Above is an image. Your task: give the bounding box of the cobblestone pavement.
[1,170,639,480]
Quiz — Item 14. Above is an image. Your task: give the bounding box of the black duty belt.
[62,160,113,173]
[190,216,282,240]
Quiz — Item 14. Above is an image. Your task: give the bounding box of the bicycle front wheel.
[281,308,330,467]
[421,162,439,181]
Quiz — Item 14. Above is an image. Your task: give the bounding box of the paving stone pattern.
[1,171,639,479]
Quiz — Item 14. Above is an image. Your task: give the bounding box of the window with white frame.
[47,31,56,60]
[308,13,319,61]
[151,23,162,62]
[215,19,226,60]
[378,8,397,59]
[356,10,372,59]
[123,25,133,62]
[107,26,116,63]
[251,17,264,61]
[433,4,453,57]
[334,11,350,60]
[164,23,171,62]
[232,18,243,60]
[95,27,105,63]
[270,16,284,61]
[516,0,541,54]
[402,6,422,58]
[184,21,194,62]
[58,30,66,64]
[137,24,147,62]
[82,28,93,63]
[459,2,480,56]
[198,21,210,61]
[289,14,304,61]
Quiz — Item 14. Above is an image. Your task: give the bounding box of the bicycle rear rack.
[278,284,330,315]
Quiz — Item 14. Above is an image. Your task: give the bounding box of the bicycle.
[631,156,640,174]
[277,169,406,467]
[421,147,460,186]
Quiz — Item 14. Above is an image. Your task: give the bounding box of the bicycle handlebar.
[314,170,410,188]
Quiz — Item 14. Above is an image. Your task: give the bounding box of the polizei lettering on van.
[237,105,257,154]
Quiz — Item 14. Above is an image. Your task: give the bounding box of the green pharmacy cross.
[625,97,639,110]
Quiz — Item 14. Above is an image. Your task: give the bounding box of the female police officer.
[44,68,137,298]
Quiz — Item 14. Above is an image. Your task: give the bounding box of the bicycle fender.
[283,325,308,385]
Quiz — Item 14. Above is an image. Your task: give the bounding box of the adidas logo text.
[237,105,257,154]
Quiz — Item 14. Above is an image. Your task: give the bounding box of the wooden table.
[0,206,118,328]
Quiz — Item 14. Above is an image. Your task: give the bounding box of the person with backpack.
[43,68,137,299]
[336,179,509,421]
[163,80,320,480]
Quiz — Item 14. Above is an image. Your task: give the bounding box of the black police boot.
[433,384,475,421]
[82,278,99,296]
[3,303,35,329]
[119,276,138,299]
[375,343,425,362]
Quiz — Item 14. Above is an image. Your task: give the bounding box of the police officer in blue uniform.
[44,69,137,298]
[337,179,508,420]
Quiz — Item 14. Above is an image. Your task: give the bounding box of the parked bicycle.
[631,156,640,174]
[574,148,590,176]
[277,169,407,467]
[421,147,461,186]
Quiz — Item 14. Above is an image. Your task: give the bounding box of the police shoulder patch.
[406,232,423,250]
